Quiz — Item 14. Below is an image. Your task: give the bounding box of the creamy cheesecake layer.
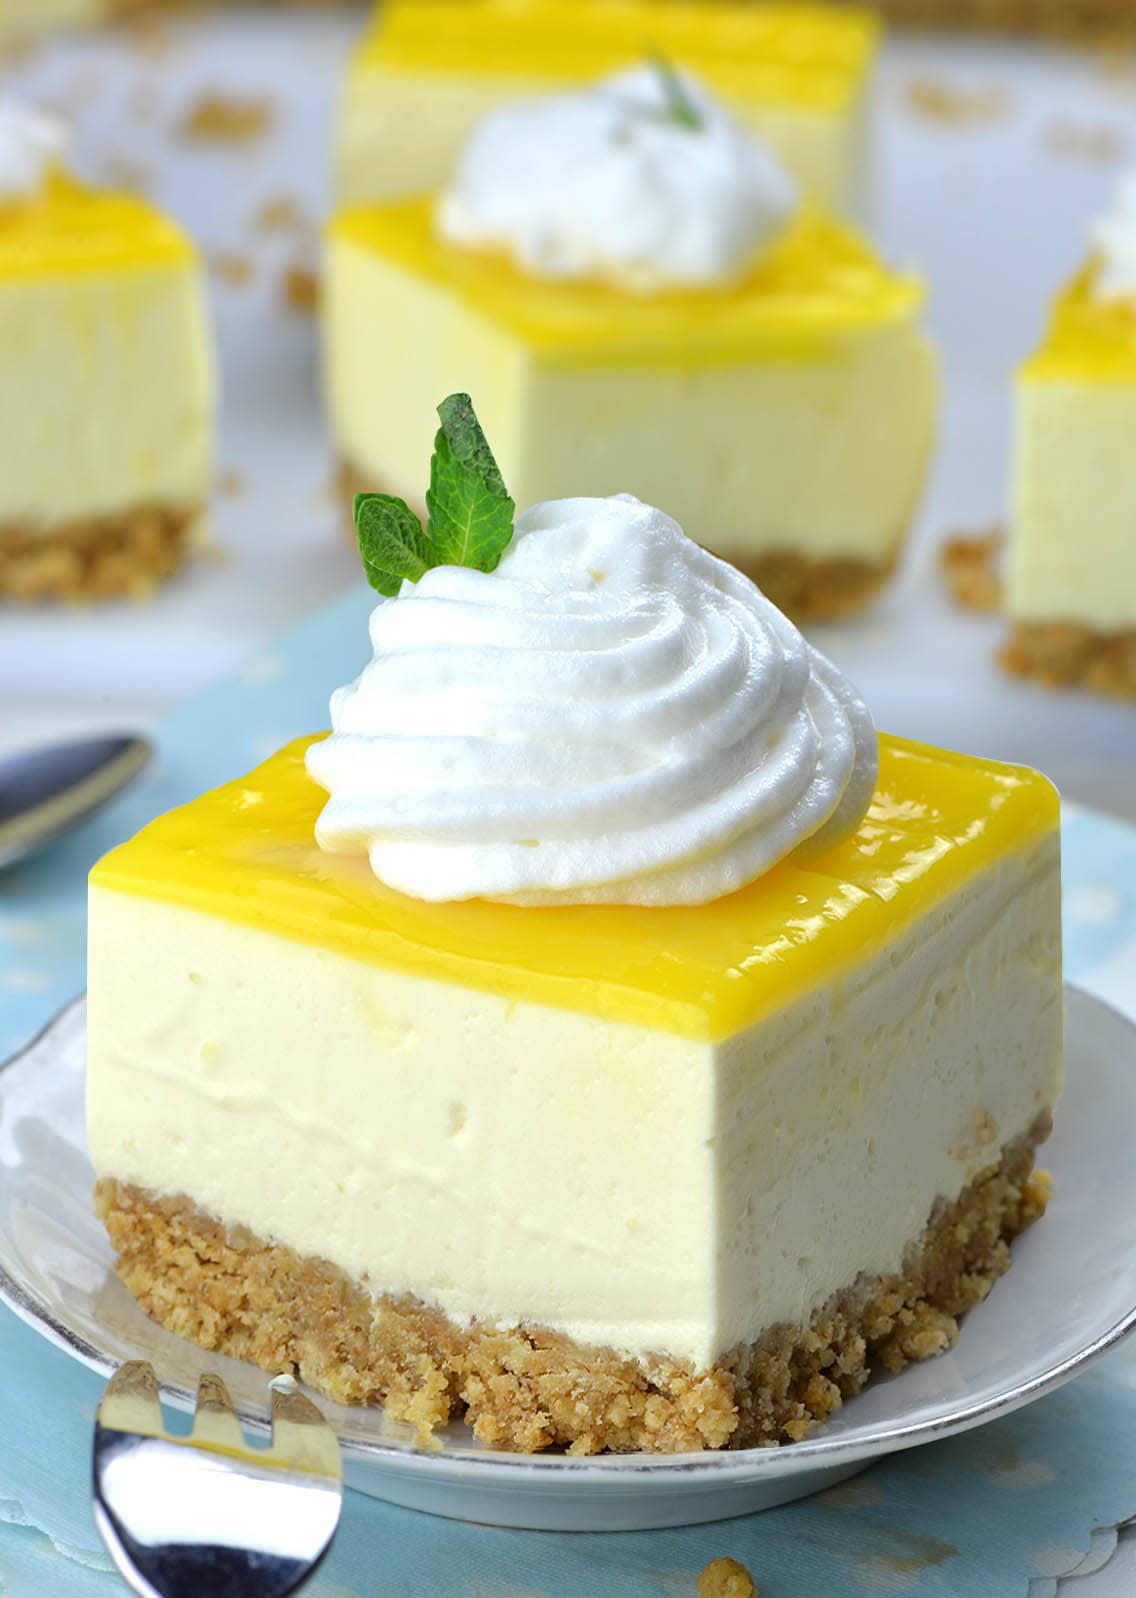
[0,0,104,40]
[336,1,878,216]
[1009,275,1136,634]
[88,832,1060,1371]
[88,734,1060,1371]
[0,182,213,530]
[325,205,937,572]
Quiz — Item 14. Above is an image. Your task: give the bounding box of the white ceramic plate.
[1,988,1134,1532]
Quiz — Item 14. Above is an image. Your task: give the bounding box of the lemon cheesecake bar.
[1004,177,1136,697]
[89,398,1059,1455]
[326,71,937,621]
[336,0,880,217]
[0,105,214,602]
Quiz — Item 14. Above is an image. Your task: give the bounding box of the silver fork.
[93,1362,342,1598]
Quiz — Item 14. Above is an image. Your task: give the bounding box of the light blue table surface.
[3,585,1136,1598]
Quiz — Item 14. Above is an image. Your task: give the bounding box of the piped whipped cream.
[0,101,67,202]
[307,495,877,907]
[1092,173,1136,303]
[436,64,799,292]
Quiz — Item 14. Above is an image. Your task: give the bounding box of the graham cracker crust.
[1001,620,1136,699]
[0,502,200,603]
[95,1116,1051,1456]
[337,459,896,623]
[724,548,897,622]
[860,0,1135,36]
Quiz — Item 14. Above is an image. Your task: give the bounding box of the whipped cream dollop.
[1091,173,1136,302]
[307,495,877,907]
[436,65,798,292]
[0,101,67,202]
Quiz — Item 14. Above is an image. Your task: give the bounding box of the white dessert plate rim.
[1,986,1134,1491]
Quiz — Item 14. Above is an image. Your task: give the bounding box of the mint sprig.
[354,393,515,596]
[650,55,702,132]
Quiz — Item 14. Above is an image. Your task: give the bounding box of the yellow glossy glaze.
[0,173,196,281]
[355,0,879,111]
[330,199,925,364]
[1021,262,1136,383]
[91,733,1059,1043]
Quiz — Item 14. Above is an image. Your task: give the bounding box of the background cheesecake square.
[1003,190,1136,698]
[325,199,937,620]
[0,171,214,603]
[335,0,880,218]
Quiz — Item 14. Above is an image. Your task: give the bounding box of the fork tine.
[191,1372,246,1452]
[270,1381,342,1480]
[97,1361,165,1440]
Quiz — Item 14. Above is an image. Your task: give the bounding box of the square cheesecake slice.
[88,733,1060,1454]
[336,0,880,218]
[325,202,937,622]
[1004,261,1136,697]
[0,175,214,603]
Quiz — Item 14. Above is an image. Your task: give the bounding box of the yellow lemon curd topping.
[1021,262,1136,383]
[331,199,925,365]
[91,733,1058,1044]
[0,173,196,280]
[356,0,879,111]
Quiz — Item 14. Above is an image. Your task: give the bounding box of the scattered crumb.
[1044,118,1129,163]
[939,528,1003,613]
[904,78,1011,126]
[123,16,183,63]
[698,1559,756,1598]
[210,252,254,287]
[99,155,152,195]
[1094,49,1136,101]
[1024,1168,1054,1219]
[281,263,318,315]
[973,1108,999,1148]
[255,192,306,234]
[179,92,276,145]
[216,468,245,498]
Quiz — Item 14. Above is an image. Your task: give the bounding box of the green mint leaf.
[649,55,702,132]
[425,392,515,574]
[354,491,436,597]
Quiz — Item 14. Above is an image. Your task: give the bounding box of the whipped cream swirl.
[307,495,877,907]
[0,101,67,202]
[436,65,798,293]
[1092,173,1136,303]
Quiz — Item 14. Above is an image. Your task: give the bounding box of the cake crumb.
[211,252,254,287]
[972,1108,999,1147]
[256,192,306,234]
[281,264,318,315]
[698,1557,757,1598]
[124,17,183,62]
[904,78,1010,126]
[217,468,245,498]
[180,92,276,145]
[1044,118,1129,163]
[939,528,1003,613]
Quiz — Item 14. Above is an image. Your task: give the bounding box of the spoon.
[0,734,152,871]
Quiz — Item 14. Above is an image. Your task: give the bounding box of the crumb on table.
[281,264,318,314]
[698,1557,757,1598]
[939,528,1004,612]
[904,78,1010,125]
[179,92,276,144]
